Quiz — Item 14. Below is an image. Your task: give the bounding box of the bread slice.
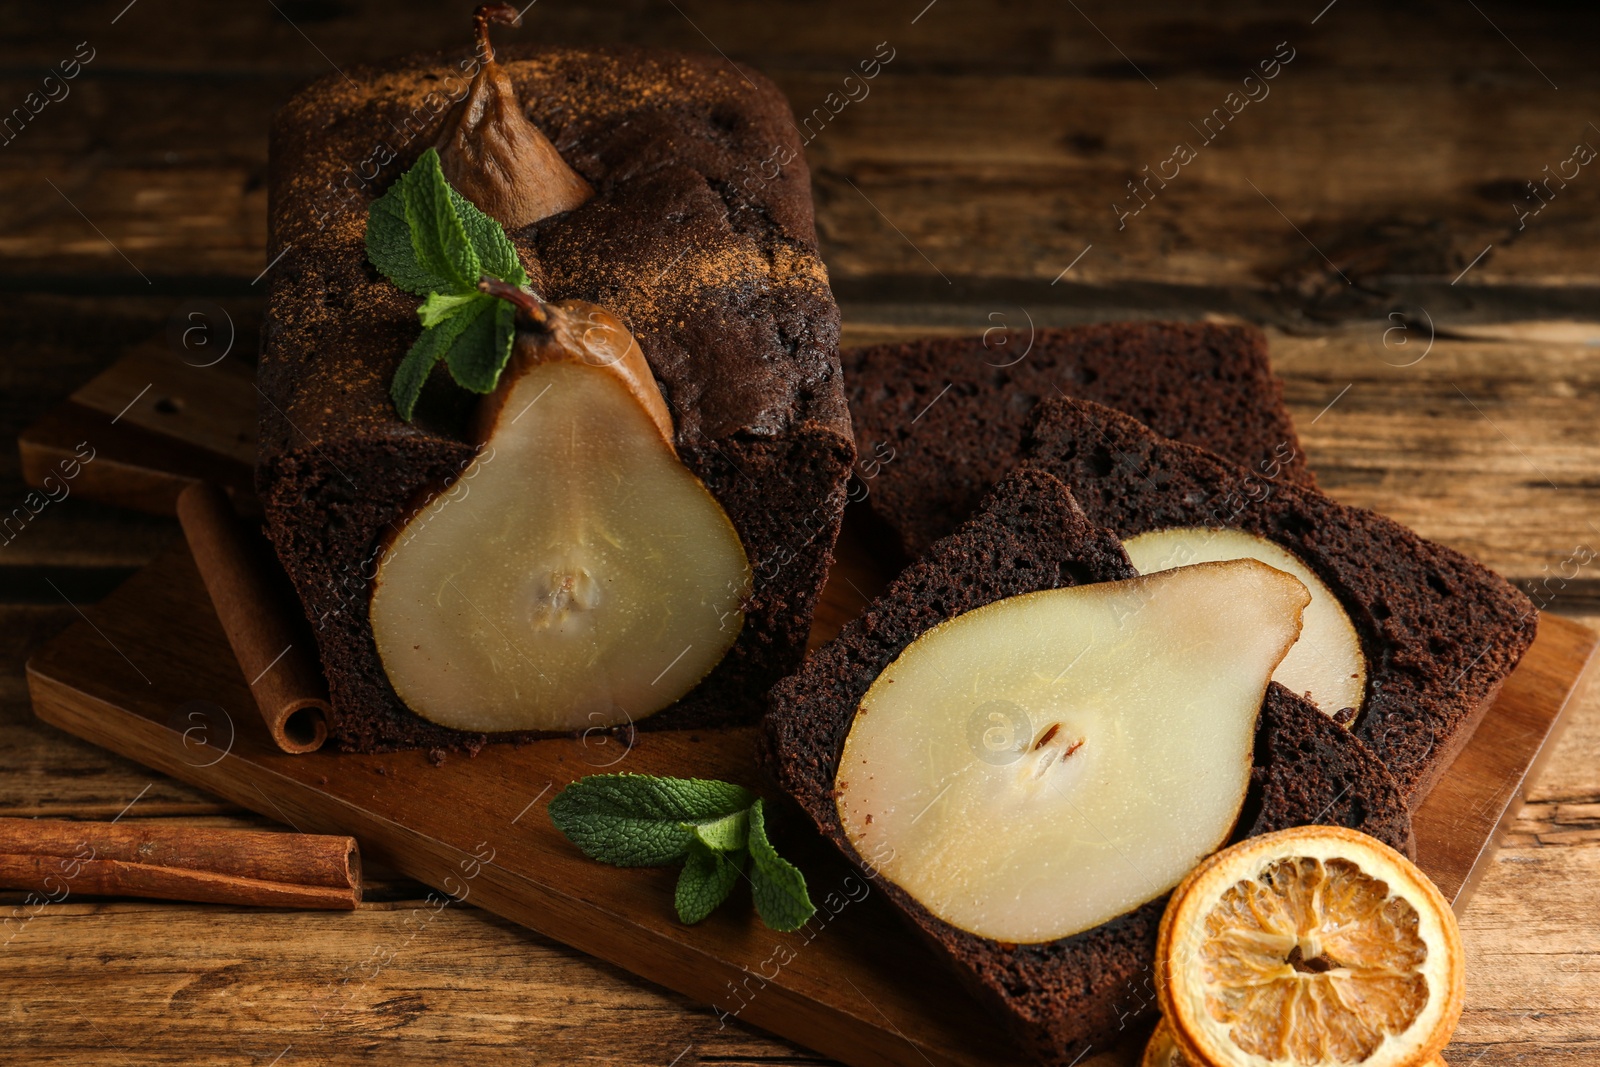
[1023,396,1537,807]
[1247,685,1416,858]
[763,468,1415,1065]
[844,322,1313,558]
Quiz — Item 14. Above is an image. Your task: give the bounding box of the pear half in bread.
[763,469,1415,1067]
[835,558,1309,944]
[1025,395,1536,806]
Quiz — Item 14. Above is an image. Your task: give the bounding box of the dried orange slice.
[1143,1019,1192,1067]
[1158,826,1462,1067]
[1142,1016,1450,1067]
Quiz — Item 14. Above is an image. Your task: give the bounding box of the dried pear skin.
[434,3,594,230]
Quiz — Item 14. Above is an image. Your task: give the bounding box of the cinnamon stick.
[0,819,360,910]
[176,482,331,754]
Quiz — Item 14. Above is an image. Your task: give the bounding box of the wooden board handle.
[176,482,331,753]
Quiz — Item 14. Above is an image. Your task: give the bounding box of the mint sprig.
[365,147,531,420]
[549,774,816,932]
[746,799,815,932]
[676,841,743,925]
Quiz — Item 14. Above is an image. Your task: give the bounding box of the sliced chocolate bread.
[258,47,853,752]
[844,322,1313,558]
[1247,685,1416,858]
[1023,396,1537,807]
[763,468,1414,1066]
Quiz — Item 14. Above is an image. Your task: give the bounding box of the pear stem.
[472,3,521,66]
[478,276,551,328]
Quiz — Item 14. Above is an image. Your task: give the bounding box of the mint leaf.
[366,184,443,296]
[548,806,694,868]
[448,181,526,286]
[366,148,533,419]
[368,149,528,294]
[747,800,815,932]
[549,776,809,930]
[675,842,744,924]
[443,295,516,393]
[389,304,479,420]
[548,775,755,867]
[552,774,756,822]
[400,149,481,293]
[691,808,749,853]
[418,290,483,327]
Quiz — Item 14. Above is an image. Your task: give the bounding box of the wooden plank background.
[2,1,1598,1064]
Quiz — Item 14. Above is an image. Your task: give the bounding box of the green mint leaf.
[366,148,533,420]
[366,149,526,295]
[675,842,744,924]
[746,799,814,932]
[549,775,756,868]
[366,183,445,296]
[443,295,516,393]
[401,149,481,293]
[418,290,483,328]
[448,181,528,287]
[690,808,749,853]
[366,147,526,295]
[389,306,479,420]
[553,775,757,822]
[548,806,694,868]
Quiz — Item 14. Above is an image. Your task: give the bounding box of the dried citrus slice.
[1142,1016,1450,1067]
[1143,1019,1192,1067]
[1158,826,1463,1067]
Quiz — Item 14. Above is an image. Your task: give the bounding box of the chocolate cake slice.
[258,46,852,751]
[763,468,1414,1065]
[844,322,1313,557]
[1023,396,1536,806]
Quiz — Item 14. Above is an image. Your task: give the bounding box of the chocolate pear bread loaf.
[763,468,1414,1065]
[258,45,852,752]
[1023,396,1537,806]
[844,322,1313,557]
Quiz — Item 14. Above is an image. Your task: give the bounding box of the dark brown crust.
[843,322,1314,558]
[258,46,852,751]
[762,468,1414,1065]
[1022,396,1538,807]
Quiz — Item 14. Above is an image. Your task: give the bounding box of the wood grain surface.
[26,541,1018,1067]
[20,535,1597,1067]
[4,1,1600,1065]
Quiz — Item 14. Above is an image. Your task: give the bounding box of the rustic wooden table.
[3,2,1598,1064]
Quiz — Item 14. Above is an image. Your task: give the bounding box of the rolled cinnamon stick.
[0,819,360,910]
[176,481,331,753]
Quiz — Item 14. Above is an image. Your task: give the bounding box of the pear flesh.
[834,560,1309,944]
[1122,527,1367,721]
[370,301,750,734]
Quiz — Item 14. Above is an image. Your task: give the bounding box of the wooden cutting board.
[20,347,1600,1066]
[24,528,1599,1067]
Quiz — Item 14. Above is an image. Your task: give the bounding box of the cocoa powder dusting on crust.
[258,42,853,753]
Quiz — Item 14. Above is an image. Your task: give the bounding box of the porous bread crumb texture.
[843,322,1314,558]
[762,468,1414,1066]
[257,45,853,751]
[1247,684,1415,859]
[1024,396,1537,807]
